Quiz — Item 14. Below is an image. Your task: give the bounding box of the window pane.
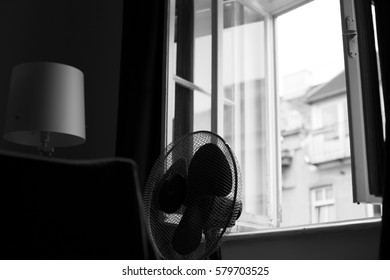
[315,205,336,223]
[277,0,373,227]
[194,0,212,92]
[315,189,323,201]
[224,102,235,146]
[194,91,211,132]
[371,4,386,138]
[174,0,195,83]
[173,0,212,92]
[325,186,333,200]
[223,1,268,218]
[167,83,211,143]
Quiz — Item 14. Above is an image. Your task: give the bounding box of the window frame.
[163,0,382,233]
[339,0,382,203]
[165,0,282,229]
[310,185,336,223]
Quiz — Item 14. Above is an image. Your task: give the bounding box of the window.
[309,97,350,164]
[166,0,279,230]
[310,185,336,224]
[340,0,383,202]
[164,0,382,232]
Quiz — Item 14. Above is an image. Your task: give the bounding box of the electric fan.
[143,130,242,260]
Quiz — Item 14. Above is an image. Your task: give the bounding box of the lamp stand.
[39,131,54,158]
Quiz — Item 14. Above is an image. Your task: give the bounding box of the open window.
[339,0,383,203]
[164,0,383,232]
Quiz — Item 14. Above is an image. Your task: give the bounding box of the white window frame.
[310,185,336,223]
[165,0,282,229]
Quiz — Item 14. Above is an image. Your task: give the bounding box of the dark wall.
[0,0,123,159]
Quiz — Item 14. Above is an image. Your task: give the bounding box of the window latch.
[343,16,357,58]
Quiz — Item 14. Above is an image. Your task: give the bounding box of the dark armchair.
[0,150,150,259]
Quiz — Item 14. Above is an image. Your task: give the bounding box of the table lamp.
[3,62,86,157]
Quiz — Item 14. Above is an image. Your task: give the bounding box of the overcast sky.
[276,0,345,91]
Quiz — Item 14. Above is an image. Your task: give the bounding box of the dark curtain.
[116,0,168,260]
[116,0,168,189]
[374,0,390,259]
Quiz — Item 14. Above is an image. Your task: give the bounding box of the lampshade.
[3,62,86,149]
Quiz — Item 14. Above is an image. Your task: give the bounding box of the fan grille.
[143,131,242,260]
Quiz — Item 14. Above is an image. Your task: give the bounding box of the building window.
[308,95,350,164]
[165,0,382,232]
[311,186,336,224]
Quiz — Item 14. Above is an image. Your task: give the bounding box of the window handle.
[343,16,358,58]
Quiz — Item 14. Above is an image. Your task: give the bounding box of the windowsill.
[222,218,382,259]
[226,217,381,241]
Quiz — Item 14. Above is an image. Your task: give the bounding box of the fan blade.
[203,197,242,230]
[154,158,188,213]
[158,174,187,213]
[172,199,204,255]
[188,143,232,197]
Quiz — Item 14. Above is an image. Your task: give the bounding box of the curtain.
[374,0,390,259]
[116,0,168,189]
[116,0,169,260]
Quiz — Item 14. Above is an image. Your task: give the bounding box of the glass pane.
[315,189,323,201]
[173,0,212,92]
[276,0,373,227]
[326,186,334,200]
[194,91,211,131]
[317,205,336,223]
[174,0,195,82]
[194,0,212,92]
[371,4,386,139]
[166,82,211,144]
[223,1,268,218]
[314,207,320,223]
[168,84,195,142]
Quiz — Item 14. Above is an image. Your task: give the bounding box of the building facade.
[280,71,379,227]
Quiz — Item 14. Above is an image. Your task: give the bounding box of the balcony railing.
[308,120,351,164]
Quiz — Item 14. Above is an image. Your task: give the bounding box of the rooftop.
[305,71,346,104]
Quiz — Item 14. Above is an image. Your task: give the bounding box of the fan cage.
[143,130,242,260]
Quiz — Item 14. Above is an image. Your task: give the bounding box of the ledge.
[226,218,381,241]
[222,218,382,259]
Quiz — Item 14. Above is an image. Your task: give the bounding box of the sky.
[276,0,345,94]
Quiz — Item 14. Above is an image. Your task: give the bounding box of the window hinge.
[344,16,358,58]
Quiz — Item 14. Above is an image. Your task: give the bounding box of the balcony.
[308,120,351,165]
